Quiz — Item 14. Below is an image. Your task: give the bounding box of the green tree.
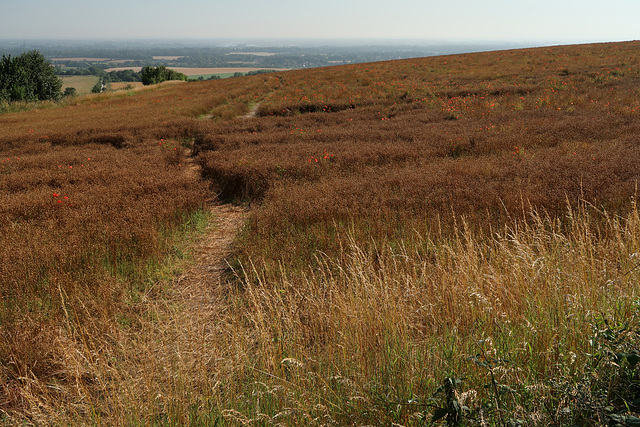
[88,65,105,77]
[63,87,77,97]
[91,80,102,93]
[0,50,62,102]
[141,66,187,85]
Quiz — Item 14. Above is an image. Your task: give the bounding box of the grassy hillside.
[1,41,640,425]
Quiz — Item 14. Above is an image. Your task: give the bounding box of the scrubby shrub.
[141,66,187,85]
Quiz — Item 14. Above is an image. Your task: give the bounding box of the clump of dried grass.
[195,200,639,425]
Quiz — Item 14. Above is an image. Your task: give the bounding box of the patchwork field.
[1,41,640,425]
[60,75,100,94]
[51,57,112,61]
[51,57,135,63]
[105,66,288,75]
[226,52,276,56]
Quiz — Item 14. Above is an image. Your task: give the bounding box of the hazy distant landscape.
[0,38,546,70]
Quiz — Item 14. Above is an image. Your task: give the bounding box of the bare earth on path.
[56,158,251,419]
[177,153,249,308]
[200,101,260,120]
[175,202,249,308]
[242,103,260,119]
[119,160,251,411]
[110,200,250,416]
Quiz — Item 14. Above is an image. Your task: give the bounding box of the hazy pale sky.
[1,0,638,43]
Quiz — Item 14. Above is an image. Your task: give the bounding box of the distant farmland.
[104,66,288,76]
[51,57,135,63]
[226,52,276,56]
[60,75,100,94]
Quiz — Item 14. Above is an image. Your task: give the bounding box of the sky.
[1,0,639,45]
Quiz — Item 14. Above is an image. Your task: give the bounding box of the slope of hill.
[1,41,640,425]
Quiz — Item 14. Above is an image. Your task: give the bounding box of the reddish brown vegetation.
[1,41,640,421]
[198,42,640,262]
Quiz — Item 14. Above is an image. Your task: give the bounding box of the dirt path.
[174,203,248,307]
[177,153,249,306]
[53,164,250,423]
[200,102,259,120]
[241,103,260,119]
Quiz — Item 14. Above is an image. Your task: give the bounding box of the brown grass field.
[1,41,640,425]
[107,81,146,91]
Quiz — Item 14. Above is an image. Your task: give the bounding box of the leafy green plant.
[538,302,640,426]
[586,312,640,422]
[468,339,516,427]
[431,377,467,426]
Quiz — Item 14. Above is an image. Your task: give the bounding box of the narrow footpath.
[174,203,248,307]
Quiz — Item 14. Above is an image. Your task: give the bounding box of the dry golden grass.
[2,41,640,425]
[213,202,640,425]
[107,81,145,91]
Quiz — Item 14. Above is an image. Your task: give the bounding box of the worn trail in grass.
[176,203,248,307]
